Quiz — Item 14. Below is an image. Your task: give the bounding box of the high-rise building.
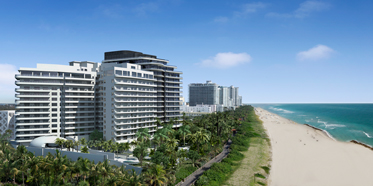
[189,81,242,109]
[14,50,182,145]
[15,62,99,145]
[189,81,219,106]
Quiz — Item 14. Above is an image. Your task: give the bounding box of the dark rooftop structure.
[104,50,157,60]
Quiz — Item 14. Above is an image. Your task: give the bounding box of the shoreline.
[255,107,373,151]
[255,107,373,186]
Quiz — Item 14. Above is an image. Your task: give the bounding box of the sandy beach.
[255,107,373,186]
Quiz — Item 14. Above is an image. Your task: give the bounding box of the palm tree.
[133,141,149,167]
[178,125,191,146]
[189,128,210,152]
[81,146,89,153]
[111,143,118,157]
[102,141,110,152]
[64,140,74,151]
[153,129,168,146]
[15,145,29,185]
[165,137,179,151]
[144,164,168,186]
[126,169,144,186]
[10,167,19,184]
[98,160,114,186]
[55,138,65,151]
[74,140,81,152]
[136,128,151,143]
[80,138,87,146]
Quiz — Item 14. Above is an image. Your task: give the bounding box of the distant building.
[189,81,242,108]
[0,110,15,139]
[189,81,219,106]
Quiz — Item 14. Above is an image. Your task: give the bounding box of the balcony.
[15,74,63,80]
[15,88,52,92]
[114,87,156,93]
[15,80,63,86]
[114,93,156,98]
[114,120,156,126]
[114,79,156,87]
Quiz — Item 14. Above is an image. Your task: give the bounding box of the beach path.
[256,107,373,186]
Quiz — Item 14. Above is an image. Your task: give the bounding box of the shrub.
[195,175,209,186]
[175,166,198,183]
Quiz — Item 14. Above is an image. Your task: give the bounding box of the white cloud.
[214,2,267,23]
[0,64,17,103]
[201,52,252,68]
[134,2,159,16]
[214,16,229,23]
[234,2,267,17]
[297,45,335,61]
[295,1,330,18]
[267,1,330,18]
[99,4,125,18]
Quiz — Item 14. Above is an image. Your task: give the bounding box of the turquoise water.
[251,104,373,146]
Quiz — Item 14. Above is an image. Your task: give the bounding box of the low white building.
[181,104,226,114]
[0,110,15,139]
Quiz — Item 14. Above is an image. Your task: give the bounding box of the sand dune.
[255,107,373,186]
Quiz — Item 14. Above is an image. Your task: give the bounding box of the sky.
[0,0,372,103]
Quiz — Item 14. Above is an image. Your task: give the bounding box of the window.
[52,130,57,133]
[123,71,128,76]
[132,72,136,77]
[52,119,57,122]
[131,66,136,69]
[52,103,57,106]
[149,75,153,79]
[137,73,142,77]
[52,124,57,128]
[52,108,57,111]
[115,70,122,75]
[52,98,57,101]
[52,92,57,96]
[52,114,57,117]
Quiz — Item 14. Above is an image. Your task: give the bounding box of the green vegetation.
[0,104,15,111]
[224,106,271,186]
[0,106,256,185]
[194,105,271,186]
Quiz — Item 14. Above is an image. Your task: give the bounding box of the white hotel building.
[14,50,182,145]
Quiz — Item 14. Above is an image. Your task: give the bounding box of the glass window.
[123,71,128,76]
[149,75,153,79]
[137,73,142,77]
[132,72,136,77]
[131,66,136,69]
[115,70,122,75]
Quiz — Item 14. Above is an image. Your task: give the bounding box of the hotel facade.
[14,50,182,145]
[189,80,242,109]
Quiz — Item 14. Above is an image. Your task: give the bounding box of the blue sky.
[0,0,372,103]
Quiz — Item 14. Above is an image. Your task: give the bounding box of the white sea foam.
[270,107,294,114]
[363,132,373,138]
[317,120,345,129]
[326,124,346,128]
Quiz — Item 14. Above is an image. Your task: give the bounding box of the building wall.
[15,51,182,145]
[15,62,99,144]
[189,81,242,109]
[0,110,15,139]
[97,63,157,143]
[189,81,219,106]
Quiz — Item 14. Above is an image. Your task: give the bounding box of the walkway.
[180,139,232,186]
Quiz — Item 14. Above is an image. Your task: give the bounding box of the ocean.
[251,104,373,146]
